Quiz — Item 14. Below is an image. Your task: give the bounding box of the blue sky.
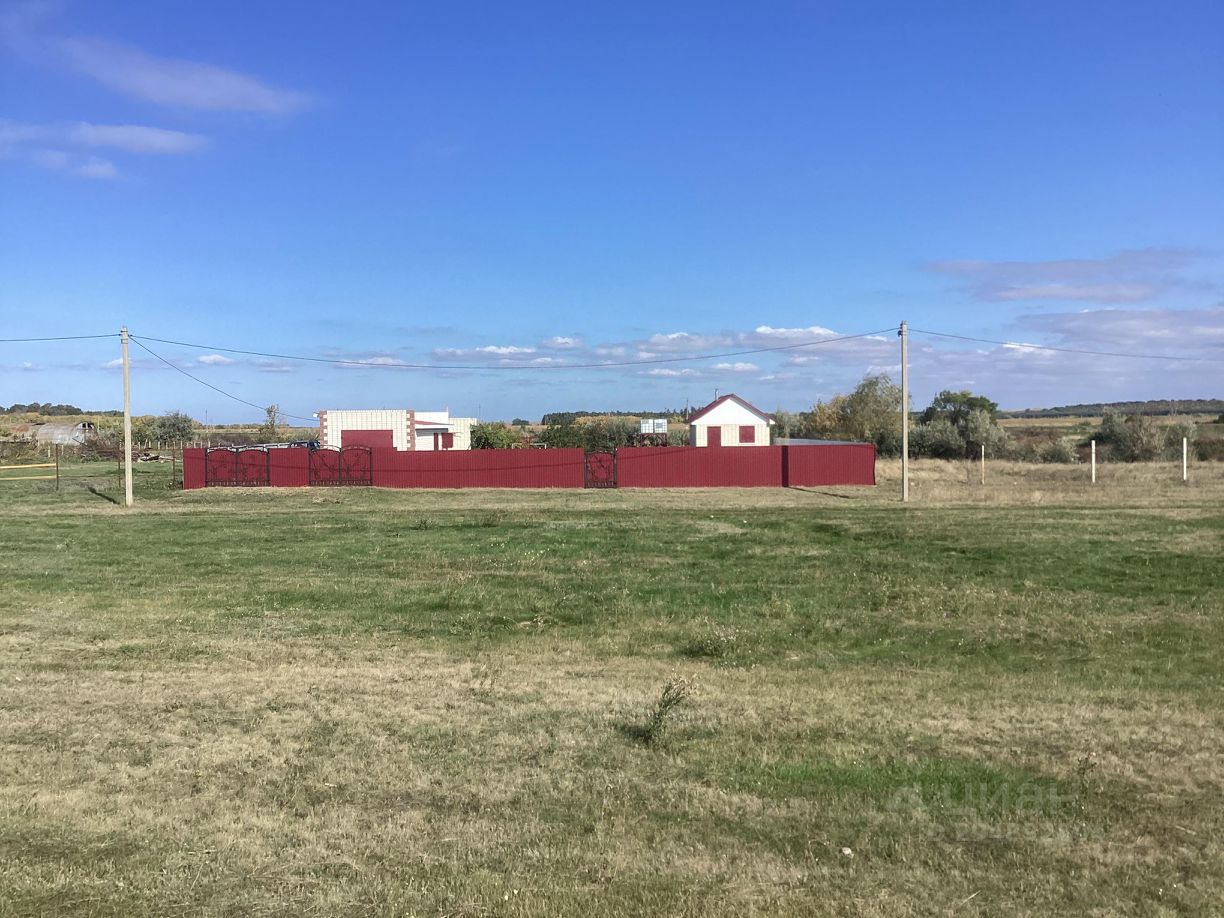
[2,0,1222,421]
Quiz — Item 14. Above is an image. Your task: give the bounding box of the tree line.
[2,402,122,416]
[777,373,1218,462]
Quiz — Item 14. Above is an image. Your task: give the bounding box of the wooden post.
[900,320,909,503]
[1091,439,1096,484]
[121,327,133,507]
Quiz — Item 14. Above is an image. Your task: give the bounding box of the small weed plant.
[640,676,696,747]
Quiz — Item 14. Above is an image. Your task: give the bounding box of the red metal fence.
[182,444,875,490]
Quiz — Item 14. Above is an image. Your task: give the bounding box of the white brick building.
[318,409,476,451]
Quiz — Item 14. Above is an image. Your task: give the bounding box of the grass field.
[2,461,1222,916]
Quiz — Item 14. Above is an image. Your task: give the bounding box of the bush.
[910,417,964,459]
[471,423,521,449]
[1038,438,1078,463]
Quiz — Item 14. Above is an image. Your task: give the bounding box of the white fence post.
[1091,439,1096,484]
[1183,437,1188,484]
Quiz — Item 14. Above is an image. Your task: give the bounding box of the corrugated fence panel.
[183,448,205,489]
[180,444,875,491]
[617,446,784,487]
[782,444,876,486]
[269,447,310,487]
[371,448,586,489]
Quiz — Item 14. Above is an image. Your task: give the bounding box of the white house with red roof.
[687,394,773,447]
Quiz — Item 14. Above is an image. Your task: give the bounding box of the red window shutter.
[738,425,754,444]
[442,432,455,449]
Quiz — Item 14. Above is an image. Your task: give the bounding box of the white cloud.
[642,368,699,377]
[73,156,117,179]
[434,344,538,360]
[928,248,1195,303]
[1,119,206,181]
[341,356,406,368]
[67,122,207,154]
[993,283,1155,303]
[1017,304,1224,350]
[753,324,837,339]
[541,335,582,349]
[56,36,311,114]
[712,362,760,372]
[197,354,236,365]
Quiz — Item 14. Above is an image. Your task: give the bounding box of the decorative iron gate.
[584,450,617,488]
[204,447,270,487]
[309,446,373,486]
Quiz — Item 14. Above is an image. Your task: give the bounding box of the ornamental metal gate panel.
[204,447,270,487]
[309,446,373,486]
[584,450,617,488]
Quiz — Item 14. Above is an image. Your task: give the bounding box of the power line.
[911,327,1220,362]
[129,338,317,422]
[129,328,897,371]
[0,333,119,343]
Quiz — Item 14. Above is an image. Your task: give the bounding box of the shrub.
[1038,438,1078,464]
[910,417,964,459]
[471,423,520,449]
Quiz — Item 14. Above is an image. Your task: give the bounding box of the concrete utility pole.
[121,326,133,508]
[899,320,909,503]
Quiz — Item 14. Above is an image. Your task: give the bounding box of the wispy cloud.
[67,122,207,154]
[53,36,311,114]
[24,146,116,179]
[1017,303,1224,350]
[197,354,236,366]
[335,355,409,369]
[1,118,207,179]
[2,5,310,118]
[928,248,1196,303]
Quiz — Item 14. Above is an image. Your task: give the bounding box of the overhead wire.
[0,333,120,342]
[129,338,318,422]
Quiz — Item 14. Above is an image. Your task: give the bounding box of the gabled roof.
[687,393,773,424]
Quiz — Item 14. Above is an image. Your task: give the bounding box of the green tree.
[910,416,964,459]
[771,408,798,439]
[151,411,197,443]
[916,389,1004,458]
[963,407,1008,457]
[921,390,999,428]
[799,374,903,456]
[536,423,586,449]
[257,405,283,443]
[471,423,520,449]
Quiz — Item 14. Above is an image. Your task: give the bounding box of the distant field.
[1,462,1221,915]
